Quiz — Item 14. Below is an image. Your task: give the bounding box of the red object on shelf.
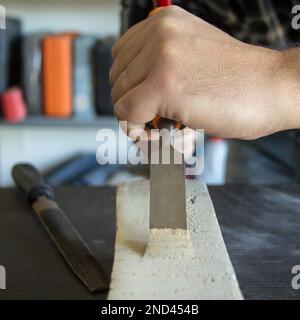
[209,137,224,143]
[154,0,172,7]
[1,87,27,123]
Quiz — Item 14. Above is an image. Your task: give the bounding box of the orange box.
[42,34,75,118]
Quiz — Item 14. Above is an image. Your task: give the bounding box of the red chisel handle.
[154,0,172,6]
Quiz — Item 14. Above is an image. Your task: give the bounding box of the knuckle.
[158,40,177,59]
[110,63,118,84]
[120,96,140,122]
[116,81,157,122]
[111,85,120,103]
[111,71,129,102]
[124,66,134,83]
[155,16,177,37]
[166,5,182,14]
[118,71,128,89]
[161,5,182,17]
[114,102,125,119]
[115,94,138,120]
[123,93,137,112]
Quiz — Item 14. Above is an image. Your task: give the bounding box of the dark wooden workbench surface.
[0,184,300,300]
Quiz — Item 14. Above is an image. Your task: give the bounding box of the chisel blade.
[150,139,187,230]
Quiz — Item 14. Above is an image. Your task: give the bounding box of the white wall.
[0,123,122,186]
[1,0,121,36]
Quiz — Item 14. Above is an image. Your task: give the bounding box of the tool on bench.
[149,0,188,233]
[12,163,109,293]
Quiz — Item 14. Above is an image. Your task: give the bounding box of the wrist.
[274,48,300,131]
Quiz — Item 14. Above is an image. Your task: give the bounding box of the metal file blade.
[150,135,187,230]
[148,1,187,231]
[12,163,109,293]
[32,196,109,293]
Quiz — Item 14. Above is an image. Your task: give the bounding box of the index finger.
[112,18,150,59]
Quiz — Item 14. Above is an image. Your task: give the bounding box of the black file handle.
[12,163,54,204]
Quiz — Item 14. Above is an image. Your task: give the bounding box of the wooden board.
[108,180,243,300]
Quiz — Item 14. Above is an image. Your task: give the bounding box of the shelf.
[0,115,118,128]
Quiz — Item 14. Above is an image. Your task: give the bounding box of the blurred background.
[0,0,121,186]
[0,0,228,187]
[9,0,292,186]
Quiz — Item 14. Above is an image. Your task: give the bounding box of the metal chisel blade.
[150,139,187,229]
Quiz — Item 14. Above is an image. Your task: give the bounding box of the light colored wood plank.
[108,180,243,300]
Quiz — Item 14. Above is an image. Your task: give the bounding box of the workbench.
[0,184,299,300]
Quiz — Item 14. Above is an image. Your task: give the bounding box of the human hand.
[111,5,296,140]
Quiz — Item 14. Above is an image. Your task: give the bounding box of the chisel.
[12,163,109,293]
[149,1,189,237]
